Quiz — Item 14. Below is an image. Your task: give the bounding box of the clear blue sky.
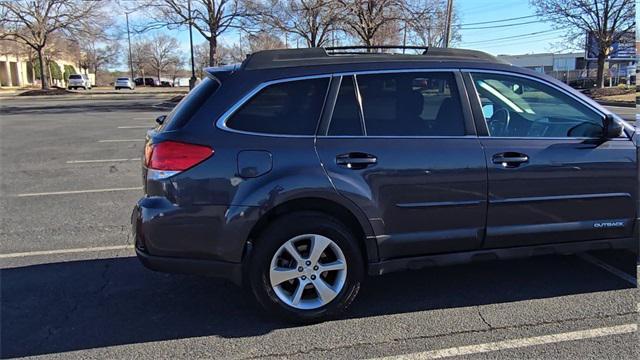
[124,0,574,61]
[455,0,572,55]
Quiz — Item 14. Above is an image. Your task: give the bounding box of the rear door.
[464,70,636,249]
[316,71,487,260]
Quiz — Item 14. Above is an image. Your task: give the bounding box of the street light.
[125,11,135,82]
[188,0,197,90]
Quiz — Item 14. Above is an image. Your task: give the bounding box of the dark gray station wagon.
[132,47,638,322]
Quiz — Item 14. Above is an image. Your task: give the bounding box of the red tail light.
[145,141,213,171]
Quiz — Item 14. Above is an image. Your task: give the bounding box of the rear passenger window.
[226,78,330,135]
[328,76,363,136]
[356,72,465,136]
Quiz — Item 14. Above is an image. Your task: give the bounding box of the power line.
[460,18,560,30]
[459,28,567,45]
[457,14,539,27]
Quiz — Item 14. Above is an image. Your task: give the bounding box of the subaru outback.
[132,47,638,322]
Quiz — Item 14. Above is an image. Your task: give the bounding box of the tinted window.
[356,72,465,136]
[328,76,363,136]
[472,73,603,138]
[117,77,129,81]
[161,77,219,131]
[69,74,81,79]
[227,78,330,135]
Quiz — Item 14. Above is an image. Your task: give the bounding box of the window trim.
[215,74,333,137]
[462,69,627,140]
[319,69,476,138]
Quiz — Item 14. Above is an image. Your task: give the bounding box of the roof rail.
[325,45,429,55]
[241,47,502,70]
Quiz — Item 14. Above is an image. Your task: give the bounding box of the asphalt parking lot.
[0,95,638,359]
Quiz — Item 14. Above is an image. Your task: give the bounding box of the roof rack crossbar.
[325,45,429,54]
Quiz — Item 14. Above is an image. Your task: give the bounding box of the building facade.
[497,52,636,87]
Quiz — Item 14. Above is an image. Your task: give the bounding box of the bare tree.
[79,42,121,85]
[194,42,211,77]
[248,0,341,47]
[404,0,460,48]
[530,0,635,88]
[246,30,286,51]
[137,0,250,66]
[147,34,181,81]
[0,0,108,89]
[129,40,152,80]
[336,0,403,48]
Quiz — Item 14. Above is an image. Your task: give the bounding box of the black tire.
[247,211,363,323]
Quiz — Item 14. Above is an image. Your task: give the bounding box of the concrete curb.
[595,100,636,108]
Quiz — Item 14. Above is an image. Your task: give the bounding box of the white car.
[68,74,92,90]
[115,77,135,90]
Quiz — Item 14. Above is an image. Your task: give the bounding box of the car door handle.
[492,152,529,168]
[336,153,377,169]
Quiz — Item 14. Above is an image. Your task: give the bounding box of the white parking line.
[578,253,637,286]
[0,245,135,259]
[372,324,637,360]
[66,158,139,164]
[16,187,142,197]
[117,125,153,129]
[98,139,144,143]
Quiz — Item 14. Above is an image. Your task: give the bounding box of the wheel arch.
[244,196,379,263]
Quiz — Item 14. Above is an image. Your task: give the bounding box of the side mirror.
[155,115,167,126]
[511,83,524,95]
[603,114,622,139]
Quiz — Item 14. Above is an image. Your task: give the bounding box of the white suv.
[68,74,92,90]
[115,77,135,90]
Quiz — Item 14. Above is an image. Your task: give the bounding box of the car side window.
[355,72,465,136]
[226,77,330,135]
[328,76,364,136]
[471,73,604,138]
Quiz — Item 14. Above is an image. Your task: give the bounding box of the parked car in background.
[134,77,160,87]
[67,74,92,90]
[132,47,636,323]
[115,77,135,90]
[174,77,190,87]
[160,79,174,87]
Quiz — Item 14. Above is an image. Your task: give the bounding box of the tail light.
[145,141,213,180]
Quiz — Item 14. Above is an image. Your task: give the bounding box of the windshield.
[69,75,81,79]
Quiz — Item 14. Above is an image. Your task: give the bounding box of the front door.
[466,71,636,249]
[316,71,487,260]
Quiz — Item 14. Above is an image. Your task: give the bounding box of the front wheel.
[247,212,363,323]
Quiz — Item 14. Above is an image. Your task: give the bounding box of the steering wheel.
[487,108,510,136]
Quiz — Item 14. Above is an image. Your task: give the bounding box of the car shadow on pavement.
[1,252,636,358]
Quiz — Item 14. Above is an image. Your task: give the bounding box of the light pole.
[188,0,197,90]
[444,0,453,48]
[125,11,134,81]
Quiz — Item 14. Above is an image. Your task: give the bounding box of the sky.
[119,0,588,67]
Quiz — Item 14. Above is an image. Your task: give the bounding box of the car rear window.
[161,77,220,131]
[69,75,81,79]
[117,78,129,81]
[225,78,330,135]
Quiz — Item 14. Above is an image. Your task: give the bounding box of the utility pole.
[443,0,453,48]
[188,0,197,90]
[402,21,407,53]
[125,12,134,81]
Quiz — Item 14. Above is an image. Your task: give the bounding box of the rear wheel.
[247,212,363,323]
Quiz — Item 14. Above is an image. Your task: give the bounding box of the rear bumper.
[135,247,242,285]
[132,196,259,283]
